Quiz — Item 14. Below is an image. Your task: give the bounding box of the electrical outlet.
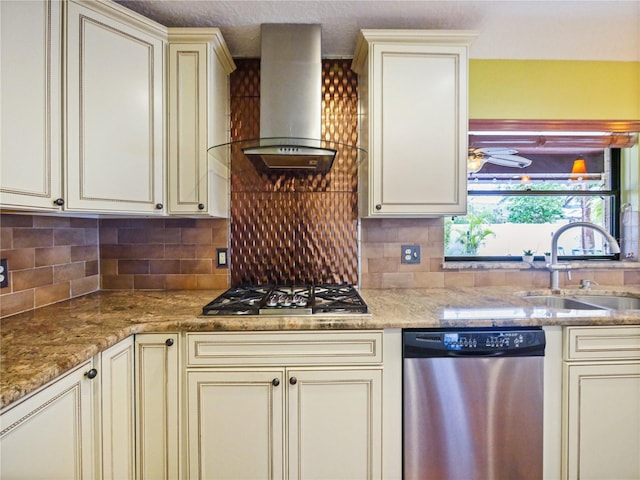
[0,259,8,288]
[216,248,228,268]
[401,245,420,264]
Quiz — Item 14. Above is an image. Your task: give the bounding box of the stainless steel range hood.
[244,24,336,173]
[209,23,364,174]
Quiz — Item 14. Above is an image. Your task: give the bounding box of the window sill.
[442,260,640,271]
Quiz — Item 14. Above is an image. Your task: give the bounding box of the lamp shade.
[570,157,587,180]
[571,157,587,174]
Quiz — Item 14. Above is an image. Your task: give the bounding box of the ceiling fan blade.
[472,147,519,156]
[485,154,532,168]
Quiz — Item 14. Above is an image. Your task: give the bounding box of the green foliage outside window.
[499,184,565,224]
[445,210,495,255]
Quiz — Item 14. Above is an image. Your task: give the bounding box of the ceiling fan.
[467,147,532,173]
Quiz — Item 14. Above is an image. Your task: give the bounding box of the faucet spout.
[548,221,620,290]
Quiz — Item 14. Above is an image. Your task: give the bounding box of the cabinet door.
[353,31,474,218]
[167,31,233,217]
[100,337,135,480]
[65,0,164,214]
[371,43,467,216]
[564,361,640,480]
[0,0,62,210]
[287,368,382,480]
[135,334,180,480]
[167,42,209,215]
[186,369,285,480]
[0,361,97,479]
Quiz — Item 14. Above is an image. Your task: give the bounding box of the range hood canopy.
[208,23,363,173]
[242,142,336,174]
[208,136,363,175]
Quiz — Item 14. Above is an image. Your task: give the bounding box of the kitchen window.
[445,143,622,262]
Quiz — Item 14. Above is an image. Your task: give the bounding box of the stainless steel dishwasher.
[403,327,545,480]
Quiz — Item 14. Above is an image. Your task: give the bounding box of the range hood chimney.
[241,24,337,173]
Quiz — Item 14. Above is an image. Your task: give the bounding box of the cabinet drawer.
[565,326,640,361]
[186,331,383,367]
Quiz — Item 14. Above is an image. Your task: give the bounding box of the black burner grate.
[202,285,367,316]
[312,285,369,314]
[201,285,269,315]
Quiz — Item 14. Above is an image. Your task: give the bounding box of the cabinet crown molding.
[352,29,477,73]
[168,27,236,74]
[70,0,168,39]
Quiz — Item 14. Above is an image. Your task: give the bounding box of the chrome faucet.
[548,221,620,290]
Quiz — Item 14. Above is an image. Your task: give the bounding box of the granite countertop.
[2,286,640,408]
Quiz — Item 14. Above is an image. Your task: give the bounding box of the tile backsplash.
[1,210,638,318]
[99,218,229,291]
[361,217,638,289]
[0,214,100,317]
[0,214,230,318]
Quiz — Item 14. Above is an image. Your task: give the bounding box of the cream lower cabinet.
[65,0,165,214]
[167,29,235,216]
[563,326,640,480]
[0,336,135,480]
[0,360,97,479]
[135,333,181,480]
[543,326,563,480]
[98,336,136,480]
[185,331,384,479]
[352,30,476,217]
[287,367,382,480]
[0,0,63,211]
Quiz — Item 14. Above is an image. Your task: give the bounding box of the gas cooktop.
[202,285,368,316]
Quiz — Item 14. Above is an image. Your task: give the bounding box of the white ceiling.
[115,0,640,61]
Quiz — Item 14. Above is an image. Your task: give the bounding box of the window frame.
[445,149,622,262]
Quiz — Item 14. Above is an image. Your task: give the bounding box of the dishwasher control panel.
[404,328,546,357]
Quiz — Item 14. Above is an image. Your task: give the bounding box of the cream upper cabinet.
[0,0,63,211]
[185,331,384,480]
[65,0,165,214]
[562,326,640,480]
[352,30,475,217]
[167,29,235,217]
[0,360,97,479]
[135,333,181,480]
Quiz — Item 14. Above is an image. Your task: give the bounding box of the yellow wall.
[469,60,640,120]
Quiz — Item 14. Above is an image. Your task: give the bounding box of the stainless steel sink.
[524,296,606,310]
[524,294,640,311]
[572,295,640,310]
